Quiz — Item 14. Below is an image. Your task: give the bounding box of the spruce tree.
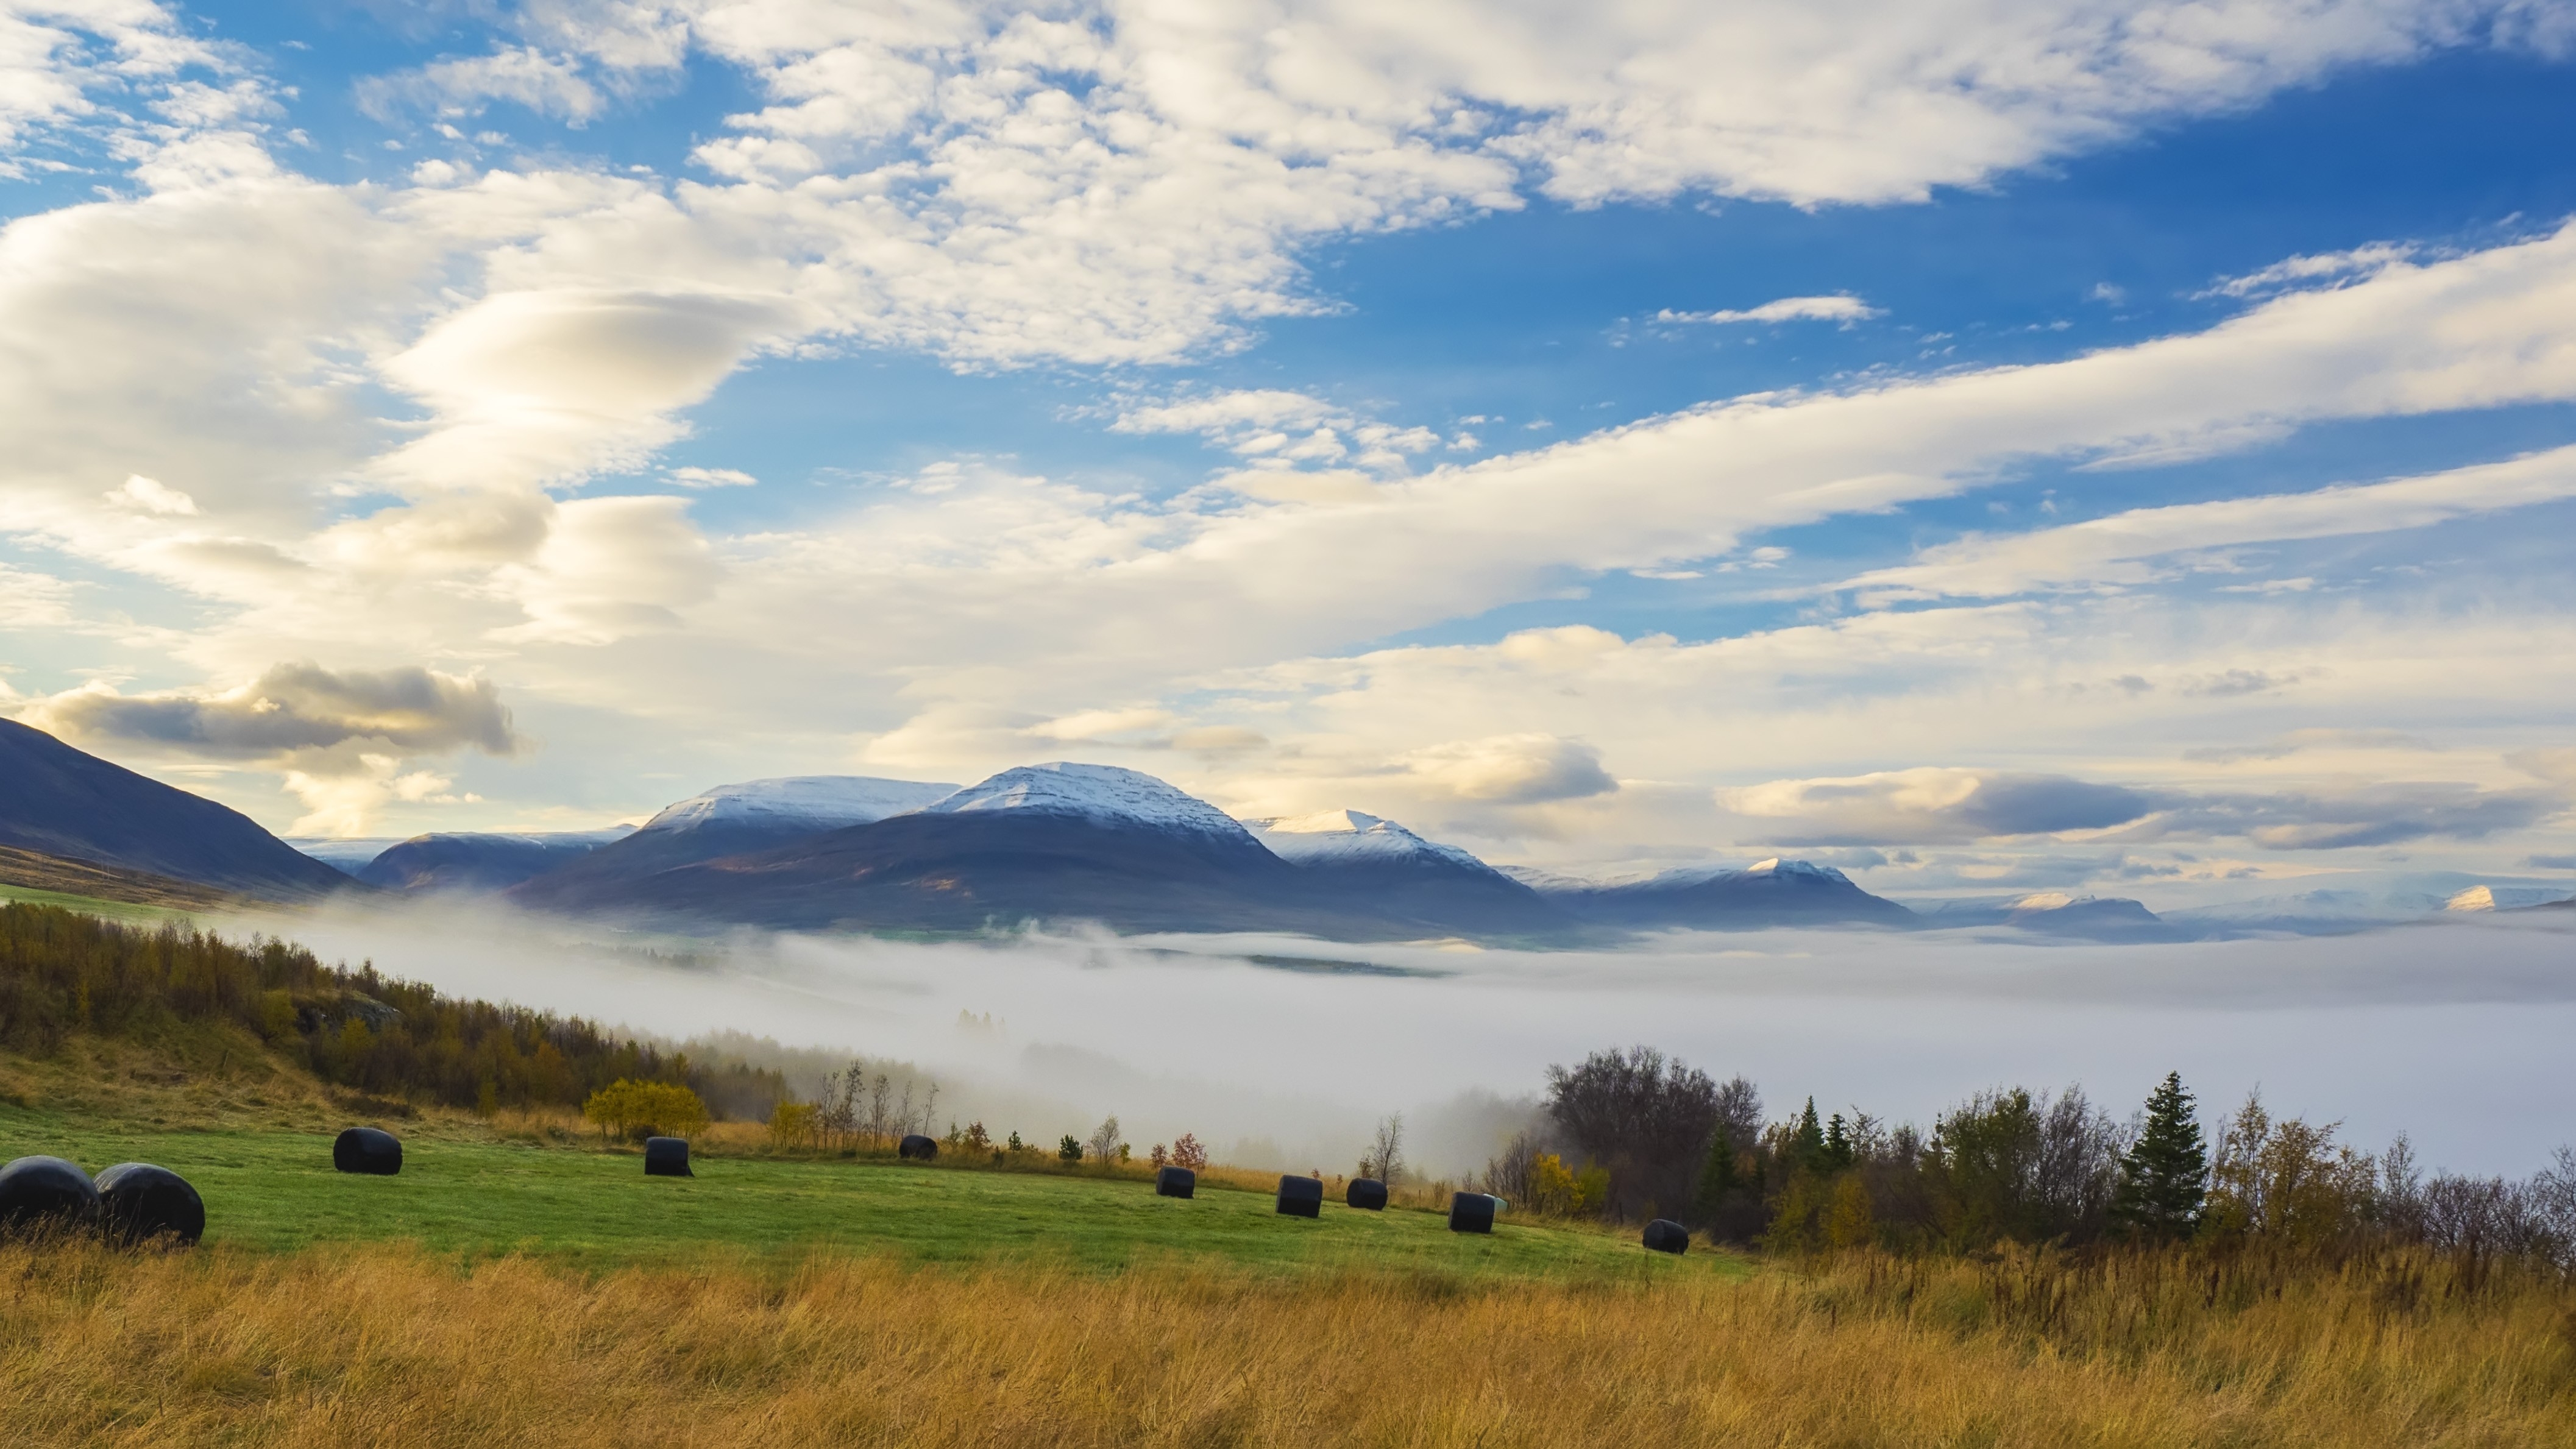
[2112,1072,2209,1240]
[1824,1113,1856,1172]
[1791,1097,1828,1176]
[1695,1130,1737,1214]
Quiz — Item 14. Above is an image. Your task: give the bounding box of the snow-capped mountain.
[353,828,636,894]
[640,776,960,835]
[1906,892,2184,942]
[2160,874,2576,935]
[509,774,957,910]
[1246,809,1569,936]
[1248,810,1494,870]
[924,763,1254,839]
[538,762,1357,935]
[1516,857,1915,930]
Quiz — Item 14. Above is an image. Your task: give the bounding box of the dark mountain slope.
[355,829,633,893]
[0,720,349,899]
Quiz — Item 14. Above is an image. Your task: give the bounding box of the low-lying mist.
[225,899,2576,1179]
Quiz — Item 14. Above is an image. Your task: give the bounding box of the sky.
[4,0,2576,909]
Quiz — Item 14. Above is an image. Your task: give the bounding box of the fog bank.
[232,901,2576,1178]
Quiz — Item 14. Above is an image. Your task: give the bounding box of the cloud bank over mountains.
[0,0,2572,904]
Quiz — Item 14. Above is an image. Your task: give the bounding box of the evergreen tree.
[1790,1097,1828,1175]
[2112,1072,2209,1239]
[1824,1113,1856,1172]
[1694,1130,1737,1214]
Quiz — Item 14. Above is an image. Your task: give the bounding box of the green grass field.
[0,882,199,926]
[0,1113,1722,1280]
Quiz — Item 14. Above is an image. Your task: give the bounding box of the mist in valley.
[227,898,2576,1180]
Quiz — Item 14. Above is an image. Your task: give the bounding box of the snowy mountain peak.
[925,762,1254,838]
[641,776,960,834]
[2444,885,2497,912]
[2010,891,2079,912]
[1261,808,1393,836]
[1245,808,1496,871]
[1742,857,1853,884]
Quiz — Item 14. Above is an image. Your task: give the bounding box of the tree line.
[0,903,782,1118]
[1499,1045,2576,1267]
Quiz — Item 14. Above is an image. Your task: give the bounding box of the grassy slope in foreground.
[1,1107,1705,1277]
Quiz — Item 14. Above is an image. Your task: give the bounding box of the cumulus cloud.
[1401,734,1617,804]
[18,663,520,760]
[1656,295,1880,326]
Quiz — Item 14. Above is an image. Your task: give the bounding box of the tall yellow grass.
[3,1241,2566,1447]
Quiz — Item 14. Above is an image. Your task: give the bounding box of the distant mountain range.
[1508,857,1917,931]
[0,720,349,900]
[502,767,1921,939]
[508,774,959,913]
[1903,892,2187,943]
[12,720,2557,942]
[352,828,637,893]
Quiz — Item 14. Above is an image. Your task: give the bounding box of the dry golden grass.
[3,1239,2566,1447]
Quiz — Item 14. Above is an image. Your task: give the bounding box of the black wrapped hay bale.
[94,1163,205,1247]
[1346,1177,1388,1211]
[644,1136,692,1177]
[1155,1166,1196,1199]
[1643,1218,1690,1255]
[1275,1174,1322,1218]
[0,1156,99,1235]
[898,1133,938,1161]
[1447,1191,1496,1234]
[332,1127,402,1175]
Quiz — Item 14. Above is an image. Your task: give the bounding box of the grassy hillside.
[2,1113,1688,1276]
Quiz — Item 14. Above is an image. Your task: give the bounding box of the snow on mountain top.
[1504,858,1857,891]
[1245,809,1497,871]
[925,762,1253,838]
[2011,891,2079,912]
[642,776,959,834]
[395,827,635,848]
[2445,885,2497,912]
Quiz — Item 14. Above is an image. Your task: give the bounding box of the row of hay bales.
[0,1155,204,1245]
[1156,1166,1692,1254]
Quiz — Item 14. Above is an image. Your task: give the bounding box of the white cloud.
[1836,442,2576,602]
[357,46,609,125]
[2200,241,2418,299]
[1656,294,1880,326]
[668,466,757,487]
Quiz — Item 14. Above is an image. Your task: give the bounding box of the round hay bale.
[1154,1166,1196,1199]
[1346,1177,1388,1211]
[1643,1218,1690,1255]
[1274,1174,1323,1218]
[643,1136,692,1177]
[0,1156,99,1236]
[331,1127,402,1175]
[1447,1191,1496,1234]
[94,1163,204,1247]
[898,1133,938,1161]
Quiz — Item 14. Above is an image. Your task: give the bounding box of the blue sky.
[4,0,2575,908]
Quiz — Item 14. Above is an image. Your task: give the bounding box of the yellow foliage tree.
[768,1101,820,1150]
[1825,1173,1875,1249]
[583,1080,710,1144]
